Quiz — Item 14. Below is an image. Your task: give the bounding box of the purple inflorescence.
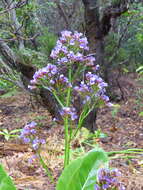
[60,107,78,121]
[28,154,38,164]
[28,30,113,119]
[74,81,90,93]
[20,121,46,150]
[50,30,91,64]
[95,168,125,190]
[28,64,58,89]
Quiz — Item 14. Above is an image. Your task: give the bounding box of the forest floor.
[0,73,143,190]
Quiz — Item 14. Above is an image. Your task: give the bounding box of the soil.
[0,74,143,190]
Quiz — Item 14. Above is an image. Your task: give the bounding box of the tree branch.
[100,2,129,37]
[0,0,28,15]
[3,0,26,49]
[55,0,70,29]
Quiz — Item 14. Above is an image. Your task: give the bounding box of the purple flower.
[49,79,55,85]
[20,122,46,151]
[86,72,99,85]
[58,57,68,64]
[98,82,108,89]
[20,122,37,139]
[29,121,37,128]
[60,46,68,55]
[59,74,69,85]
[96,64,100,70]
[67,51,76,61]
[59,36,67,43]
[69,39,75,45]
[102,183,109,189]
[74,82,90,93]
[61,30,72,38]
[50,49,59,59]
[75,52,84,62]
[96,168,125,190]
[94,184,100,190]
[28,85,36,90]
[28,64,58,89]
[28,154,38,164]
[83,95,91,104]
[40,139,46,144]
[23,137,31,143]
[30,129,36,134]
[46,64,58,75]
[32,138,40,150]
[79,37,89,50]
[101,95,110,102]
[73,31,83,40]
[60,107,78,121]
[85,56,95,66]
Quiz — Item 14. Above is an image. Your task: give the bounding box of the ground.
[0,75,143,190]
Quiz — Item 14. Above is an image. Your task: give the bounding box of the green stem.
[52,90,64,108]
[66,68,72,106]
[107,149,143,156]
[38,152,54,183]
[109,155,138,160]
[64,68,72,168]
[72,104,95,139]
[64,117,70,167]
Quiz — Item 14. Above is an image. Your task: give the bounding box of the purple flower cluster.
[74,81,90,93]
[28,30,113,122]
[73,72,112,106]
[58,74,72,87]
[28,154,38,164]
[20,121,46,150]
[50,31,96,67]
[95,168,125,190]
[28,64,57,89]
[60,107,78,121]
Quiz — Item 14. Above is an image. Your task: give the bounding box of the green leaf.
[136,66,143,73]
[56,148,108,190]
[0,164,17,190]
[2,129,8,134]
[139,112,143,117]
[0,89,18,98]
[0,131,5,135]
[99,133,107,138]
[5,135,10,141]
[9,129,22,134]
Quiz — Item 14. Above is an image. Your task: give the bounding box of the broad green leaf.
[56,148,108,190]
[0,164,17,190]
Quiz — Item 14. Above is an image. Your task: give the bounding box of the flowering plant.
[20,121,53,182]
[94,168,125,190]
[28,30,112,167]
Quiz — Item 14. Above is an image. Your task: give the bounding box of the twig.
[0,0,28,15]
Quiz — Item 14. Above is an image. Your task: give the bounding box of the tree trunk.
[81,0,130,131]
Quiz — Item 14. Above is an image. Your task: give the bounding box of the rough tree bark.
[82,0,129,80]
[81,0,135,131]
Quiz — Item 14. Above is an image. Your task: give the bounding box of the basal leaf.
[0,164,16,190]
[56,147,108,190]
